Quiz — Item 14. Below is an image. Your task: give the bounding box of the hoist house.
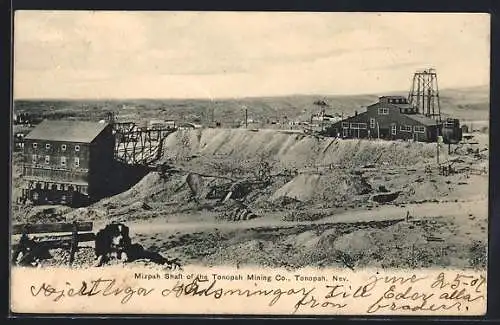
[325,96,440,142]
[21,120,115,206]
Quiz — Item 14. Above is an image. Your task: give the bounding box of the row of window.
[31,155,80,167]
[32,143,80,152]
[379,106,416,115]
[392,125,425,134]
[32,183,88,193]
[342,122,369,129]
[341,121,426,133]
[386,98,407,104]
[401,108,415,114]
[344,122,367,130]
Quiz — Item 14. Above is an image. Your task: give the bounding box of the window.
[45,155,50,164]
[74,157,80,167]
[414,126,426,133]
[400,125,412,132]
[31,154,37,164]
[61,144,67,151]
[378,107,389,115]
[350,123,367,130]
[75,145,80,152]
[32,143,38,149]
[391,125,397,135]
[45,143,51,150]
[342,122,349,128]
[370,118,376,128]
[342,128,348,137]
[61,156,66,167]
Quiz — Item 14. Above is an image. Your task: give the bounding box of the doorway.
[379,128,390,139]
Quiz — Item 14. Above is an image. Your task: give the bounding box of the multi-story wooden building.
[21,120,115,206]
[324,95,440,142]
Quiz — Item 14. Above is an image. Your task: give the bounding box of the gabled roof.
[405,114,440,126]
[379,95,407,100]
[367,102,413,110]
[25,119,110,143]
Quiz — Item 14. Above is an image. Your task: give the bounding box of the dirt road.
[116,198,487,237]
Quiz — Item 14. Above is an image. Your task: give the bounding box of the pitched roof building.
[25,120,110,143]
[22,120,115,206]
[324,96,440,142]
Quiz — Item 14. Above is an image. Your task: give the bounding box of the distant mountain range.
[13,85,489,124]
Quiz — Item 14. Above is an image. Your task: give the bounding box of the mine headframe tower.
[408,68,442,122]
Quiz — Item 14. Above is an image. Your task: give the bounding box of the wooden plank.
[12,232,96,251]
[12,222,93,235]
[69,223,78,264]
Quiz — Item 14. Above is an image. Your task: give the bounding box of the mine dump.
[11,69,489,270]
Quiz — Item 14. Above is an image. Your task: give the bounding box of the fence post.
[411,244,415,268]
[69,221,78,265]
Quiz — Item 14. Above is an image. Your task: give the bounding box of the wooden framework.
[112,122,176,166]
[408,68,442,122]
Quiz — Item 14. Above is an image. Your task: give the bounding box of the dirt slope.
[162,128,439,169]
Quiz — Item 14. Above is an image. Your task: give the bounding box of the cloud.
[13,11,490,99]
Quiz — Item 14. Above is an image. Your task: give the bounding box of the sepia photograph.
[10,11,489,315]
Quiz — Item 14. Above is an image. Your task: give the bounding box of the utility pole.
[245,107,248,128]
[436,120,440,166]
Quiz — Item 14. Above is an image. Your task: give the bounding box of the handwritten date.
[27,272,486,314]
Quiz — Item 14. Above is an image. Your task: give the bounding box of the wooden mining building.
[323,68,463,144]
[21,120,116,206]
[19,116,177,207]
[325,95,440,142]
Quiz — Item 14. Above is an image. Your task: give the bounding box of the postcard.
[10,11,489,315]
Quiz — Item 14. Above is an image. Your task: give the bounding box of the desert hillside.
[13,85,489,126]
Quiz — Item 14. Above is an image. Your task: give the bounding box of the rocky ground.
[11,128,489,270]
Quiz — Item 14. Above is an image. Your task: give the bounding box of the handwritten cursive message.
[13,267,487,315]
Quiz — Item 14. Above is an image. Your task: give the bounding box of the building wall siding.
[88,126,115,197]
[22,125,116,200]
[326,103,438,142]
[23,139,90,184]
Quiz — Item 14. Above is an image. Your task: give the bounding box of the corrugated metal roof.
[25,120,110,143]
[405,114,439,126]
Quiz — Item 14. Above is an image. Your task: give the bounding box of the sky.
[13,11,490,99]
